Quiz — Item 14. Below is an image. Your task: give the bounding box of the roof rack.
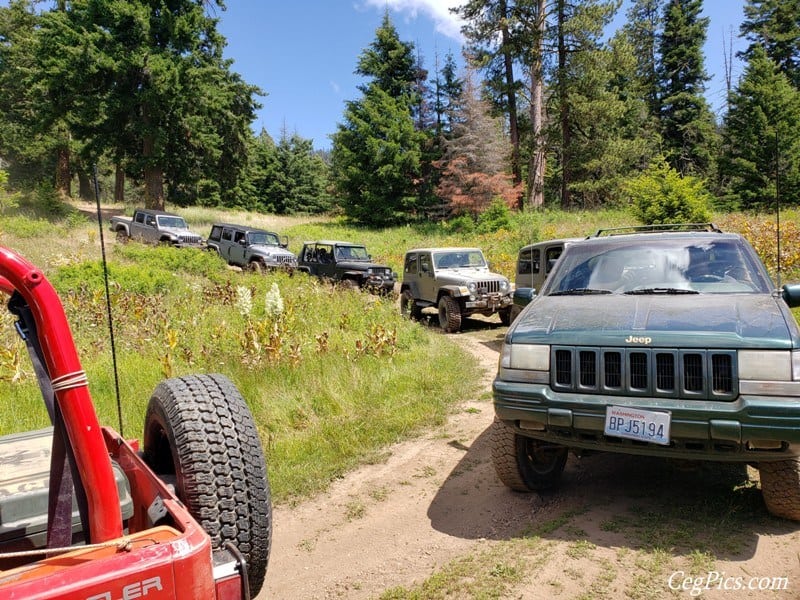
[589,223,722,237]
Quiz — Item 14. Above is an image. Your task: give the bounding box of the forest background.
[0,0,798,227]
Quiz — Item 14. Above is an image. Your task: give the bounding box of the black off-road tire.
[340,278,360,291]
[143,374,272,595]
[490,418,567,491]
[247,260,265,274]
[499,307,512,326]
[400,289,422,320]
[115,229,128,244]
[758,458,800,521]
[438,295,462,333]
[509,304,523,324]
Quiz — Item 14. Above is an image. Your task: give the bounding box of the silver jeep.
[400,247,513,333]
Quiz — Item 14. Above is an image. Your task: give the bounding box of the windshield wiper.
[550,288,613,296]
[624,287,699,295]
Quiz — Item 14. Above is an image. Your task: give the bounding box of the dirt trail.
[259,322,800,600]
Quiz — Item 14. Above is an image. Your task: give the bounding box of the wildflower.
[235,285,253,316]
[265,282,284,319]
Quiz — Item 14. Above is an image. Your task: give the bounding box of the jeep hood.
[162,226,199,237]
[437,268,507,282]
[251,244,294,256]
[338,260,392,271]
[511,294,800,349]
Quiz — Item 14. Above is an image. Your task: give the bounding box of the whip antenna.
[92,166,124,437]
[775,130,781,288]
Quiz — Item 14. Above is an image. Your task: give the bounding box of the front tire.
[438,295,462,333]
[490,418,567,491]
[759,458,800,521]
[400,290,421,320]
[143,374,272,595]
[499,307,512,326]
[247,260,265,273]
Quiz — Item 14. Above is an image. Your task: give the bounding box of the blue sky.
[218,1,746,151]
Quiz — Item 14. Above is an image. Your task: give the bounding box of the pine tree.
[435,69,520,214]
[657,0,719,177]
[454,0,523,188]
[622,0,663,117]
[720,46,800,209]
[331,13,425,226]
[740,0,800,89]
[32,0,260,209]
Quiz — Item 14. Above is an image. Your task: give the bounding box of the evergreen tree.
[435,68,520,214]
[331,14,425,226]
[565,32,660,206]
[455,0,524,187]
[431,50,464,139]
[740,0,800,89]
[622,0,663,117]
[657,0,719,177]
[269,132,330,214]
[0,1,56,187]
[551,0,619,208]
[32,0,260,209]
[720,46,800,209]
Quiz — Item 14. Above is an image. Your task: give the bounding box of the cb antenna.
[92,166,124,437]
[775,130,781,288]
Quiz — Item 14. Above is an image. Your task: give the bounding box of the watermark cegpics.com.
[668,571,790,597]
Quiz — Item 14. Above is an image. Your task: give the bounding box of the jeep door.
[417,252,437,302]
[214,227,232,261]
[229,230,248,266]
[315,244,337,279]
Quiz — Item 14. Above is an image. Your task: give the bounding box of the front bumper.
[365,277,397,292]
[465,293,513,311]
[493,375,800,462]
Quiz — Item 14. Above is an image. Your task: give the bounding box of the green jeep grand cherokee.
[492,224,800,520]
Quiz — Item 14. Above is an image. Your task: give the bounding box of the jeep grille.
[475,280,504,294]
[551,346,737,400]
[276,255,296,265]
[179,234,203,244]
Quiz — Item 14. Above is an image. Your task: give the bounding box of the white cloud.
[361,0,465,41]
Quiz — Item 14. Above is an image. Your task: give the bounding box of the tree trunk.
[142,133,165,210]
[557,0,571,209]
[499,10,522,197]
[114,165,125,202]
[526,0,547,209]
[55,145,71,198]
[78,169,93,201]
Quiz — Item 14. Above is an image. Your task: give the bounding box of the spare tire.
[143,374,271,595]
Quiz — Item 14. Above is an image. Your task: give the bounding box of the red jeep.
[0,246,271,599]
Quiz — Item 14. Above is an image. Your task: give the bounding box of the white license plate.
[604,406,671,445]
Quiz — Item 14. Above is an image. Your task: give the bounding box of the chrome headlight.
[467,282,477,293]
[738,350,797,381]
[499,280,510,292]
[500,343,550,370]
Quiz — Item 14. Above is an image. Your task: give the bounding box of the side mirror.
[782,284,800,308]
[280,236,289,248]
[513,287,537,308]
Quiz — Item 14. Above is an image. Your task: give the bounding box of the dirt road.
[260,319,800,599]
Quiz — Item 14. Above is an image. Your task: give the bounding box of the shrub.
[624,160,712,225]
[476,197,513,233]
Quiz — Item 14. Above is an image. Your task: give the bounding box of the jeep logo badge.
[625,335,652,345]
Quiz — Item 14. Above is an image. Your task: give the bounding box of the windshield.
[248,232,279,245]
[335,245,369,260]
[156,216,188,229]
[543,237,771,295]
[434,250,487,269]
